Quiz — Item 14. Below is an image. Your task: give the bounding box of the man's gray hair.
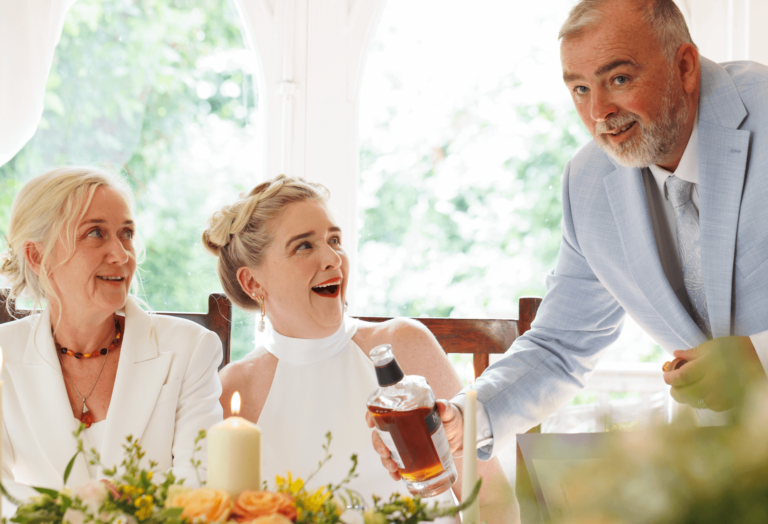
[559,0,696,62]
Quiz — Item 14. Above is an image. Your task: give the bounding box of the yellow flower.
[403,497,415,513]
[302,487,331,513]
[275,472,303,495]
[146,472,153,480]
[135,495,154,521]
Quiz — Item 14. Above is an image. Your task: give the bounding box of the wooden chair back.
[357,296,541,378]
[0,291,233,370]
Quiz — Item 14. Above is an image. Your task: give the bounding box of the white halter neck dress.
[258,317,457,516]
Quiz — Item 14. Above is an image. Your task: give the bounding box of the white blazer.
[0,298,223,498]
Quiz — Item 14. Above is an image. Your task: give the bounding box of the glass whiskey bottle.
[367,344,458,497]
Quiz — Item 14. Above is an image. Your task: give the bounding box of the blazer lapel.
[100,299,172,471]
[696,58,751,338]
[604,165,707,348]
[6,309,91,486]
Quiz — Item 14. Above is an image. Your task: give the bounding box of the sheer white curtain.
[0,0,77,167]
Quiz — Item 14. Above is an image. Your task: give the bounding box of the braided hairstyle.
[202,174,330,311]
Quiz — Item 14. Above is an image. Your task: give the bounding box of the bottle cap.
[369,344,405,386]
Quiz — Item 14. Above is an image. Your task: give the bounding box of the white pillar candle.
[207,392,261,496]
[461,364,479,524]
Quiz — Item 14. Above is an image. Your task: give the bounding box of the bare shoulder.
[218,347,278,421]
[355,319,462,400]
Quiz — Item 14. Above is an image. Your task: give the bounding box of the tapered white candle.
[461,363,479,524]
[207,392,261,496]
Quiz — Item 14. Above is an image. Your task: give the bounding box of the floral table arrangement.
[0,428,480,524]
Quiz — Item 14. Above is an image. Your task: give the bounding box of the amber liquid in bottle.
[368,405,444,482]
[367,344,457,497]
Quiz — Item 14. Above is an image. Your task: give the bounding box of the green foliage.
[0,0,258,357]
[358,78,591,318]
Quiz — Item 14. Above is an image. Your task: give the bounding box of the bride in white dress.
[203,175,514,523]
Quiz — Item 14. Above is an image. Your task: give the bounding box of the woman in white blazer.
[0,167,223,501]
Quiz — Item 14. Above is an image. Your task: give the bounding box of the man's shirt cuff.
[451,391,494,451]
[750,329,768,376]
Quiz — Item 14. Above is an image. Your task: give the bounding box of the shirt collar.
[647,111,699,196]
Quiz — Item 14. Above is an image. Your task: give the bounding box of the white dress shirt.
[455,113,768,455]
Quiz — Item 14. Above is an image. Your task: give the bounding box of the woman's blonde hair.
[0,166,138,316]
[202,174,330,312]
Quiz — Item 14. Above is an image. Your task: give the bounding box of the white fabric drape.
[0,0,77,167]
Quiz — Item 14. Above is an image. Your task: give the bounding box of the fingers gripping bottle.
[366,344,458,497]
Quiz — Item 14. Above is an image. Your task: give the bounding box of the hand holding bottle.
[366,399,464,481]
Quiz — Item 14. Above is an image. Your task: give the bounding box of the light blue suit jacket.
[476,57,768,458]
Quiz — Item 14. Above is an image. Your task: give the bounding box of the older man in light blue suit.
[459,0,768,459]
[365,0,768,475]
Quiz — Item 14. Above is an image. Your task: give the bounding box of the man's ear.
[22,241,44,276]
[677,43,700,95]
[236,266,265,299]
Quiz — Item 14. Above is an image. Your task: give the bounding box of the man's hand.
[663,336,766,411]
[366,400,465,481]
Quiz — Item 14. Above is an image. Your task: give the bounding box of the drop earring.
[258,296,266,332]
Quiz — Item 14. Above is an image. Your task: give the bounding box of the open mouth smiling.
[97,276,125,282]
[607,121,636,136]
[312,277,341,298]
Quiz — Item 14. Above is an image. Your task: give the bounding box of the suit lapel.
[696,58,751,338]
[604,165,707,348]
[7,309,91,486]
[100,299,172,471]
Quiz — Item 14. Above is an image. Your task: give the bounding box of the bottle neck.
[375,358,405,387]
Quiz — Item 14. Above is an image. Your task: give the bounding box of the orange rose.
[249,516,294,524]
[166,488,233,523]
[232,491,297,522]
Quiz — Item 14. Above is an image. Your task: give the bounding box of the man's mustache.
[595,113,642,135]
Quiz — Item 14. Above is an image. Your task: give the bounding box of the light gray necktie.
[665,175,711,337]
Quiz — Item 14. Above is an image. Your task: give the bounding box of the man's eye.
[87,229,103,238]
[614,75,629,85]
[123,230,134,240]
[297,241,312,251]
[330,237,341,245]
[574,85,589,95]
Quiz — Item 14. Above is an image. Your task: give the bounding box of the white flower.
[73,481,109,515]
[112,512,138,524]
[63,508,87,524]
[340,508,365,524]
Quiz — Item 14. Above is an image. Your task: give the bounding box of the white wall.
[680,0,768,64]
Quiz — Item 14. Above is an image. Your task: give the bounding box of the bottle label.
[376,428,405,469]
[425,405,454,470]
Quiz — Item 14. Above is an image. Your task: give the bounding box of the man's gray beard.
[594,74,690,168]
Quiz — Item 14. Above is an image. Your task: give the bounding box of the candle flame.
[465,362,475,385]
[231,391,241,415]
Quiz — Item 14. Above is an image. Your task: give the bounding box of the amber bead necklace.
[53,314,123,428]
[54,314,122,359]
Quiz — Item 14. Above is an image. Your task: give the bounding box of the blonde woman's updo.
[0,166,136,315]
[202,174,330,311]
